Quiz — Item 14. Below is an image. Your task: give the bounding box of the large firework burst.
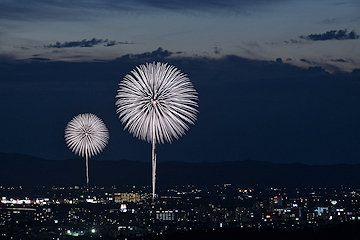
[65,113,109,186]
[115,62,198,200]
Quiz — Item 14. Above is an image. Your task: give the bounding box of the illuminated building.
[315,207,329,216]
[114,193,140,203]
[270,195,283,207]
[156,210,176,221]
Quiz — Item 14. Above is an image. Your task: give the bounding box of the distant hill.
[0,153,359,188]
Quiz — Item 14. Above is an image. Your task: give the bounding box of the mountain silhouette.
[0,153,359,188]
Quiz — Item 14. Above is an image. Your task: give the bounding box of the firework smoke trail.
[65,113,109,186]
[115,62,198,201]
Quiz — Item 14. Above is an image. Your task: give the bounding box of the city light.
[2,185,360,238]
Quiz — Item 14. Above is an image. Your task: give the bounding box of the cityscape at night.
[2,183,360,239]
[1,0,360,239]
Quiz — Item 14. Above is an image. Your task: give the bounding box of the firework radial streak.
[115,62,198,200]
[65,113,109,186]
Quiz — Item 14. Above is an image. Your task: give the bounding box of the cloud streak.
[44,38,132,48]
[117,47,173,61]
[300,59,311,64]
[284,39,301,44]
[0,0,286,22]
[300,29,359,41]
[329,58,346,63]
[137,0,284,12]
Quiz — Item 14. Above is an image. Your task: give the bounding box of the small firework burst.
[65,113,109,186]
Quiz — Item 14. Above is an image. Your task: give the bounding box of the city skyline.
[1,2,360,238]
[1,182,360,239]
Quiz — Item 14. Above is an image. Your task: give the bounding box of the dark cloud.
[28,57,51,62]
[300,29,359,41]
[286,58,292,61]
[214,46,222,54]
[105,41,132,47]
[300,58,348,73]
[116,47,173,61]
[284,39,301,44]
[300,59,311,64]
[44,38,103,48]
[321,18,340,24]
[104,41,117,47]
[329,58,347,62]
[44,38,132,48]
[265,42,278,45]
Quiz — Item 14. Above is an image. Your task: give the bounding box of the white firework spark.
[115,62,198,200]
[115,62,198,144]
[65,113,109,186]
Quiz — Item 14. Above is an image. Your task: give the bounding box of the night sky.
[0,0,359,165]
